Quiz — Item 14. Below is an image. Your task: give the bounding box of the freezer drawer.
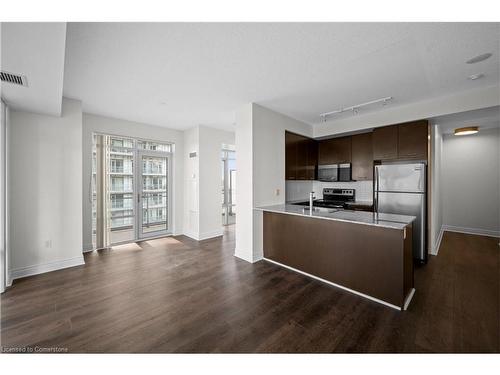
[376,191,425,261]
[376,163,426,193]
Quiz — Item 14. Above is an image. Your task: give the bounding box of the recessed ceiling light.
[454,126,479,136]
[468,73,484,80]
[466,53,492,64]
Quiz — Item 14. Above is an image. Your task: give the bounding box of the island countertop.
[256,204,415,230]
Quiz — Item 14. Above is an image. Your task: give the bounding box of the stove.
[294,188,355,209]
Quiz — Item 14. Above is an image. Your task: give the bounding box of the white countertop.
[256,204,415,230]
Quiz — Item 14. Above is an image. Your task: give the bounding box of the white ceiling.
[63,23,500,131]
[1,23,67,116]
[432,105,500,134]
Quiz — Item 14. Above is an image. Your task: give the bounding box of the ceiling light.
[454,126,479,136]
[468,73,484,80]
[320,96,393,121]
[466,53,492,64]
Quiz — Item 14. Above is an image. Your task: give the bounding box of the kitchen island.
[257,204,416,310]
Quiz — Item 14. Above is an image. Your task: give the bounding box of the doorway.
[221,149,236,226]
[92,134,173,249]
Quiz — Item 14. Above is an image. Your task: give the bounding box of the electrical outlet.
[275,189,280,196]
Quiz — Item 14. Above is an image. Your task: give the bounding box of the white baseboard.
[9,255,85,283]
[263,257,406,311]
[442,225,500,238]
[82,243,94,252]
[431,226,444,256]
[183,229,223,241]
[234,249,263,263]
[7,270,12,287]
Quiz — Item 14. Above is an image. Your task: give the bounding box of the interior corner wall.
[198,126,235,239]
[235,104,254,262]
[8,98,84,280]
[235,103,313,263]
[441,127,500,237]
[183,125,235,241]
[183,126,200,239]
[82,113,185,249]
[430,124,444,254]
[1,101,7,292]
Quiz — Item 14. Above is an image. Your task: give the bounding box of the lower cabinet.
[263,212,414,309]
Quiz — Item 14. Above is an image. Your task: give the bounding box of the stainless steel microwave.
[318,164,338,182]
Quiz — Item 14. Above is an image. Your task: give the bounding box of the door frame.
[136,149,173,240]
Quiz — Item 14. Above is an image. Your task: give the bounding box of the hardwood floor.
[1,227,499,353]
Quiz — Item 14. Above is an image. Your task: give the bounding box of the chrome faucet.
[309,191,315,213]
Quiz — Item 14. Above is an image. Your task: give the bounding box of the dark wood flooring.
[1,227,499,353]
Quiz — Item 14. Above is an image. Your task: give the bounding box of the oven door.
[318,164,338,182]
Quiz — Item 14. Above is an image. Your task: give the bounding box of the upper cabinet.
[373,120,429,161]
[285,131,298,180]
[398,120,429,160]
[351,132,373,181]
[372,125,398,160]
[286,120,428,182]
[285,131,316,180]
[318,136,351,165]
[306,138,318,180]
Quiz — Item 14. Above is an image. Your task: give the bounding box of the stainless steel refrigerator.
[374,163,427,263]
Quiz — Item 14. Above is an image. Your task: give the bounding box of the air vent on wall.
[0,71,28,87]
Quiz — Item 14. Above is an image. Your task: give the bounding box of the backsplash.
[313,180,373,201]
[285,180,313,202]
[286,180,373,202]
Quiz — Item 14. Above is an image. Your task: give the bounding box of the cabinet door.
[318,136,351,164]
[285,131,298,180]
[296,136,308,180]
[351,132,373,181]
[373,125,398,160]
[318,138,336,165]
[306,139,318,180]
[398,120,428,160]
[333,137,352,164]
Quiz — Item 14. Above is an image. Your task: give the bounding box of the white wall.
[183,126,200,239]
[1,101,6,292]
[183,125,235,240]
[82,113,185,249]
[430,124,444,254]
[441,127,500,237]
[8,98,84,281]
[235,103,313,262]
[235,104,254,262]
[198,126,235,238]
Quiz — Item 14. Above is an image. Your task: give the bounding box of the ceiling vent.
[0,71,28,87]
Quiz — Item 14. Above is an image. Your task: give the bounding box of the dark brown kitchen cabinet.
[285,131,316,180]
[285,131,299,180]
[306,139,318,180]
[318,136,351,165]
[398,120,428,160]
[296,136,308,180]
[351,132,373,181]
[372,125,398,160]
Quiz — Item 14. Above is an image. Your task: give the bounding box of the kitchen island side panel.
[263,211,408,307]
